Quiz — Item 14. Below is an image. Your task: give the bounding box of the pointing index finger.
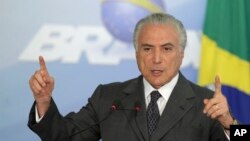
[214,75,222,95]
[39,56,47,71]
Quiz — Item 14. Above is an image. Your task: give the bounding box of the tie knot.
[150,91,161,103]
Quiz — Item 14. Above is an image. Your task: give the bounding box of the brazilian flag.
[199,0,250,123]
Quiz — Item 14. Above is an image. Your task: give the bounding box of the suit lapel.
[116,74,197,141]
[151,73,196,141]
[119,76,150,141]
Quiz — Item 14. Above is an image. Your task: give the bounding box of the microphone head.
[111,99,122,111]
[134,101,141,112]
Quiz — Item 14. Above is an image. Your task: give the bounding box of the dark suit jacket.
[28,73,228,141]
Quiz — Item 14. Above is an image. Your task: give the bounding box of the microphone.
[114,100,141,112]
[134,100,142,112]
[111,99,122,110]
[68,100,141,138]
[68,100,121,138]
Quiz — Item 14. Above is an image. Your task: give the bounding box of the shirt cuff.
[224,129,230,140]
[35,105,44,123]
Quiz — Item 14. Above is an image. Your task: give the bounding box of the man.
[28,13,235,141]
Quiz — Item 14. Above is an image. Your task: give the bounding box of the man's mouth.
[151,70,163,76]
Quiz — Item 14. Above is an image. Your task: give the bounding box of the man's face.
[136,23,184,89]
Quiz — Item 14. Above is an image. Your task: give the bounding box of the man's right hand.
[29,56,54,117]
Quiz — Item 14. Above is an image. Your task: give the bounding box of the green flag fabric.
[199,0,250,123]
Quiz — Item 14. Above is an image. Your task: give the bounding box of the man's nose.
[153,49,162,64]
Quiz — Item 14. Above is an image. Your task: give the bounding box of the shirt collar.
[143,73,179,100]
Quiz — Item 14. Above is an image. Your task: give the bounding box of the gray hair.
[133,13,187,50]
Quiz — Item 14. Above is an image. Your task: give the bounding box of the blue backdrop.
[0,0,207,140]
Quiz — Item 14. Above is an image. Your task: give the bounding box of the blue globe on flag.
[101,0,165,43]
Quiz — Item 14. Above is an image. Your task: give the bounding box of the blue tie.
[146,91,162,136]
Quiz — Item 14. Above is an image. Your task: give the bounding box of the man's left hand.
[203,75,234,129]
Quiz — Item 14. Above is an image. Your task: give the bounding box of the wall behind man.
[0,0,207,140]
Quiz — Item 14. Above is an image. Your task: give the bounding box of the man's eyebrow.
[140,43,174,48]
[161,43,174,47]
[141,43,154,47]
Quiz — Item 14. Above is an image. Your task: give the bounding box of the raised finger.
[39,56,48,71]
[214,75,222,95]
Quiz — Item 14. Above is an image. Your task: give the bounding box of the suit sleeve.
[209,119,229,141]
[27,85,105,141]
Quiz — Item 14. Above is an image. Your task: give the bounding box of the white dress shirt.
[143,73,179,115]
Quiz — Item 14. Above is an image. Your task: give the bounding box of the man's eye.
[164,47,172,51]
[143,48,151,51]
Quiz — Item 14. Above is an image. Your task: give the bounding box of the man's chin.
[150,81,164,89]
